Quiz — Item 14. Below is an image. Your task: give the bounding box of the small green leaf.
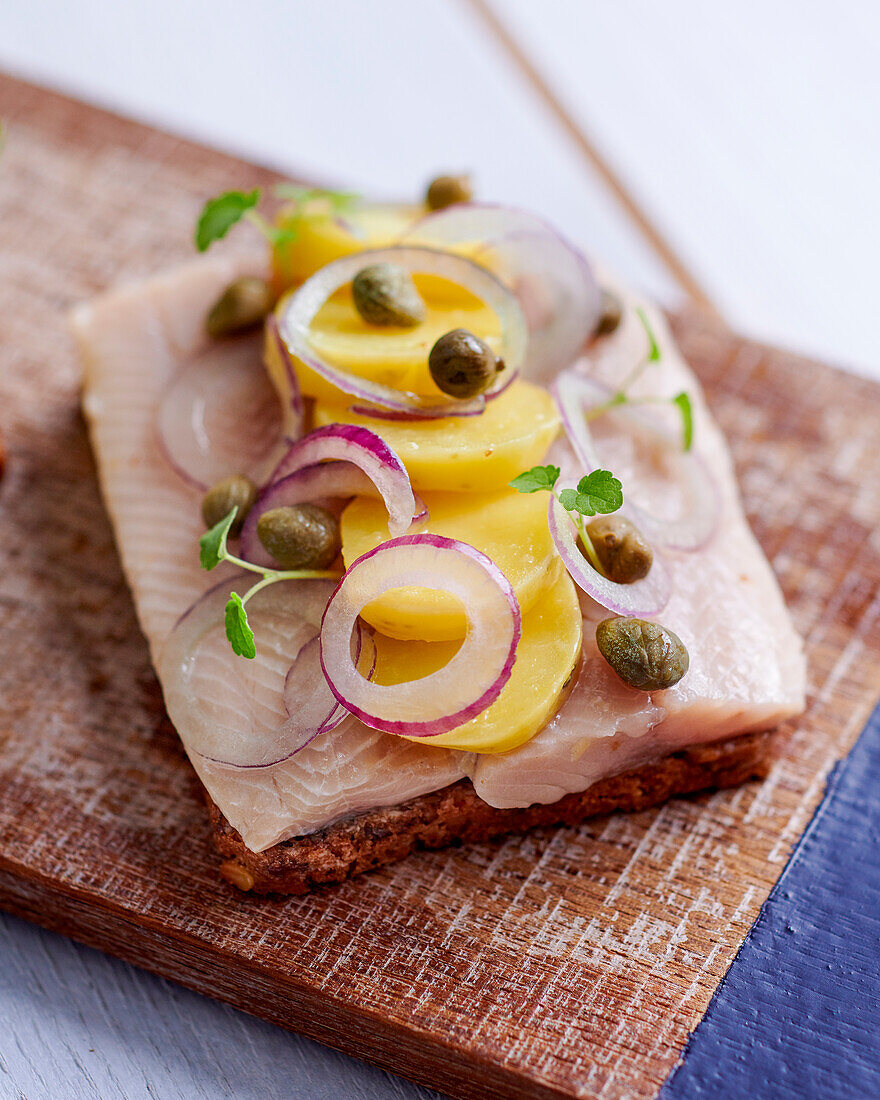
[560,469,623,517]
[199,508,237,571]
[635,307,661,362]
[225,593,256,659]
[509,465,561,494]
[195,188,261,252]
[673,391,694,451]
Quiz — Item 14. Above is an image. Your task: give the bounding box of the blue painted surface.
[662,705,880,1099]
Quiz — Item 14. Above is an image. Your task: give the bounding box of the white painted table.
[0,2,876,1096]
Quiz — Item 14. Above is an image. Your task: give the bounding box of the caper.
[425,173,472,211]
[595,617,689,692]
[351,263,426,327]
[205,277,274,338]
[256,504,341,570]
[201,475,257,537]
[428,328,504,399]
[586,515,653,584]
[594,289,623,337]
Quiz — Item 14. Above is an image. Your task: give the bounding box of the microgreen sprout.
[510,464,624,576]
[273,183,360,212]
[199,508,340,658]
[194,185,360,255]
[586,308,694,452]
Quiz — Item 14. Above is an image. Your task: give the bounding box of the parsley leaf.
[673,391,694,451]
[635,307,661,363]
[195,189,261,252]
[199,508,237,571]
[558,469,623,517]
[224,593,256,659]
[509,465,561,493]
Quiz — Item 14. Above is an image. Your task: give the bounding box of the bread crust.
[210,730,775,895]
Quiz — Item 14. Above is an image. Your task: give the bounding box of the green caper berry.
[201,475,257,537]
[351,263,426,327]
[594,289,623,337]
[205,277,274,338]
[595,617,689,692]
[428,328,504,399]
[586,515,653,585]
[425,173,473,211]
[256,504,341,570]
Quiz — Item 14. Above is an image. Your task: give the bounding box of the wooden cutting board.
[2,73,879,1100]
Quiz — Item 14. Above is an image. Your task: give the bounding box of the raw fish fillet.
[74,255,467,852]
[74,256,805,852]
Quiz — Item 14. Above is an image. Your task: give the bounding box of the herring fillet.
[73,254,468,852]
[74,255,805,853]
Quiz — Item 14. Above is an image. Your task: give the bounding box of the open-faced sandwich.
[72,177,806,893]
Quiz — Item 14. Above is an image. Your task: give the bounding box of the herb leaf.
[559,469,623,517]
[195,189,261,252]
[673,391,694,451]
[509,465,561,493]
[224,593,256,659]
[635,307,661,363]
[199,508,237,570]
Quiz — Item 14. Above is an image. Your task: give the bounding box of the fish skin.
[75,257,805,851]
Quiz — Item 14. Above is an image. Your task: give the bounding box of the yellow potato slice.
[312,379,559,493]
[342,488,559,641]
[371,566,582,753]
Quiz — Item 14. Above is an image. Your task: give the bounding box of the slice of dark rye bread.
[210,730,775,894]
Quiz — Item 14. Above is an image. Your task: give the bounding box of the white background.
[3,0,880,373]
[1,2,878,1098]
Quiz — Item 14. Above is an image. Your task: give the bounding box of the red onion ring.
[238,424,419,566]
[401,204,600,383]
[239,461,370,566]
[156,334,294,491]
[277,245,527,417]
[266,314,304,441]
[547,494,673,617]
[320,534,522,737]
[553,370,720,552]
[158,575,345,769]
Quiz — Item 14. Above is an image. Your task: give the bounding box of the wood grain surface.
[1,73,879,1100]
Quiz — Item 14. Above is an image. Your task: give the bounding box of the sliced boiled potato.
[371,566,582,753]
[342,488,559,641]
[313,378,559,492]
[270,274,503,404]
[271,202,421,291]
